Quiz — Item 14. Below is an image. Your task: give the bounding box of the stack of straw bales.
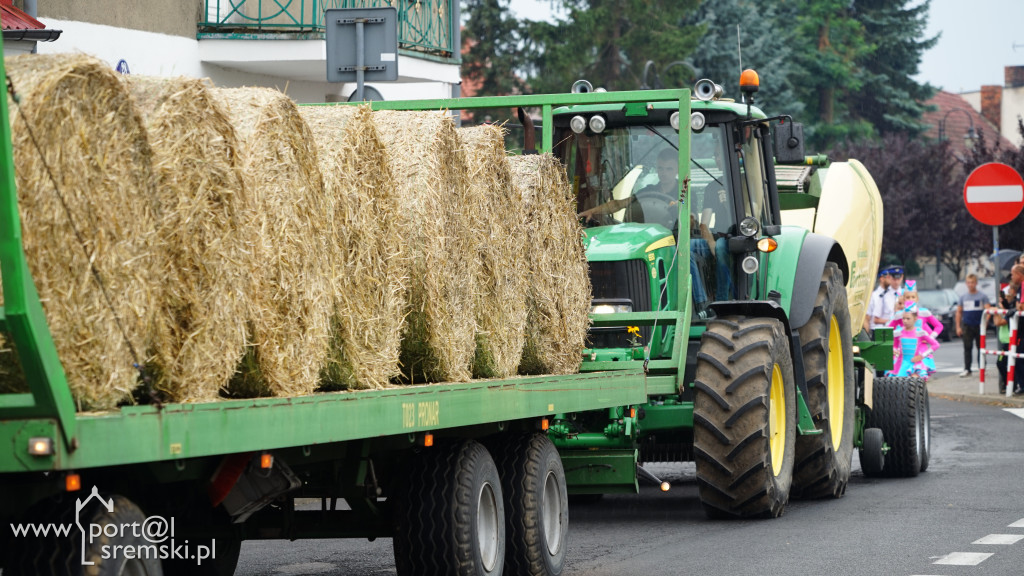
[509,154,591,375]
[459,125,528,378]
[375,111,477,383]
[209,87,333,397]
[125,76,251,403]
[3,54,159,410]
[300,105,406,390]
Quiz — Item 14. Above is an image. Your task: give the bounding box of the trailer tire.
[918,380,931,472]
[866,377,922,477]
[492,434,568,576]
[394,440,505,576]
[792,262,855,499]
[859,427,885,476]
[6,494,163,576]
[693,316,796,519]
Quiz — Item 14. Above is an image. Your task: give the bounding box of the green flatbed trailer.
[0,51,656,576]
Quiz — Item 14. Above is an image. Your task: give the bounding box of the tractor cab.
[551,76,788,361]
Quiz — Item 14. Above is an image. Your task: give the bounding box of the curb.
[929,391,1024,408]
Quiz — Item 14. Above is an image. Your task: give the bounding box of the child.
[887,303,940,380]
[887,280,943,377]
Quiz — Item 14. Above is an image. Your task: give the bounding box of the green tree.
[461,0,527,122]
[792,0,873,147]
[845,0,938,137]
[521,0,704,95]
[681,0,803,118]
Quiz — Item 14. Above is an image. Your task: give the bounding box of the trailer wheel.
[693,316,796,518]
[917,380,931,472]
[394,440,505,576]
[492,434,568,576]
[859,427,885,476]
[866,377,922,477]
[6,494,164,576]
[793,262,855,499]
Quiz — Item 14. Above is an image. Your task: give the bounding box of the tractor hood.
[583,223,675,262]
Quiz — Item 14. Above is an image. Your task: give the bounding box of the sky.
[504,0,1024,94]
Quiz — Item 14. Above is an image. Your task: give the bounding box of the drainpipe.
[24,0,38,53]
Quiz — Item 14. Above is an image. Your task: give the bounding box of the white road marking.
[973,533,1024,545]
[1009,518,1024,528]
[1003,408,1024,420]
[932,552,993,565]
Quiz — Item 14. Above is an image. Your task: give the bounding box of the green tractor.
[545,72,926,517]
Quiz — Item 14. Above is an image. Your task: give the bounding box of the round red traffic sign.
[963,162,1024,226]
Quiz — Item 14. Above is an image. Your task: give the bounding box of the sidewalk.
[925,371,1024,407]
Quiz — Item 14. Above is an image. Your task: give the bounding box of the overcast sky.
[504,0,1024,94]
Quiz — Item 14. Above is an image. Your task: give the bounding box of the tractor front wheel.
[693,316,797,518]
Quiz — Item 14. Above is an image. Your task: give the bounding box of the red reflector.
[423,433,434,447]
[260,453,274,469]
[65,473,81,492]
[541,418,549,431]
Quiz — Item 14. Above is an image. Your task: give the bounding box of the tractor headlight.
[739,217,760,238]
[591,303,632,314]
[589,114,607,133]
[669,111,680,131]
[741,255,760,275]
[689,112,705,132]
[570,115,587,134]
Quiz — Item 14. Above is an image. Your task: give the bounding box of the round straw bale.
[300,105,406,390]
[124,76,251,403]
[508,154,591,375]
[4,53,160,410]
[375,110,477,384]
[459,125,528,378]
[209,87,332,398]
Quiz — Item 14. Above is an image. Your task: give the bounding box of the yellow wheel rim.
[769,363,786,476]
[827,315,845,451]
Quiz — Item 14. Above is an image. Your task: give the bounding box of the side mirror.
[773,121,805,164]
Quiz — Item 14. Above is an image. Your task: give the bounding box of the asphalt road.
[235,397,1024,576]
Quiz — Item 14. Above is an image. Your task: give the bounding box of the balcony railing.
[201,0,455,57]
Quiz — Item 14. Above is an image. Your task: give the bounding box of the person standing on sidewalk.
[955,273,991,378]
[1003,265,1024,393]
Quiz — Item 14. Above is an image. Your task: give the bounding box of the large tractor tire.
[394,440,505,576]
[792,262,855,499]
[918,379,931,472]
[693,316,797,519]
[491,434,569,576]
[865,377,922,477]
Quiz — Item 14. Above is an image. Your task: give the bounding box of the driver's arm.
[578,196,632,220]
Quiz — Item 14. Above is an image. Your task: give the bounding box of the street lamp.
[937,107,978,146]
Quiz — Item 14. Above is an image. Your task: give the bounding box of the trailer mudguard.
[787,232,847,330]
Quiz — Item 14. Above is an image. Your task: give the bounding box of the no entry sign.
[963,162,1024,226]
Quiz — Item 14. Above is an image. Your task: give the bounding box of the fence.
[979,308,1020,397]
[201,0,455,56]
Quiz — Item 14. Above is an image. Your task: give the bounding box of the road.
[235,396,1024,576]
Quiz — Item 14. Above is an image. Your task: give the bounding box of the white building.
[8,0,460,104]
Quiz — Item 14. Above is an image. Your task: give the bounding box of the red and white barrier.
[980,309,1020,397]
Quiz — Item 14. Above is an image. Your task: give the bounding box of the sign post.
[963,162,1024,303]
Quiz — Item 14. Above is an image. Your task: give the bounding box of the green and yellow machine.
[543,72,926,518]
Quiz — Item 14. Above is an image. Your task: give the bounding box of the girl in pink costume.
[889,280,943,339]
[887,303,940,380]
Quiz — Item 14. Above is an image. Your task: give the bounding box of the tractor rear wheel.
[693,316,796,518]
[866,377,922,477]
[393,440,505,576]
[793,262,855,499]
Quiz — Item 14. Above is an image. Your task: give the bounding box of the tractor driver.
[577,147,680,230]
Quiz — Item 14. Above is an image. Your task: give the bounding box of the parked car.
[918,288,958,341]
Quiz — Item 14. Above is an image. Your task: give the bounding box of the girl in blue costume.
[887,303,940,380]
[887,280,942,373]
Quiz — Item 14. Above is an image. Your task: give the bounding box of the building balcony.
[198,0,459,86]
